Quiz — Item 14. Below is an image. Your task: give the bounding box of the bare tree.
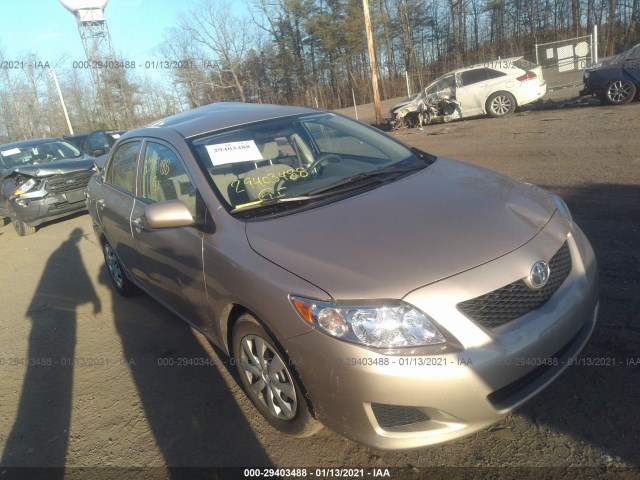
[180,0,252,102]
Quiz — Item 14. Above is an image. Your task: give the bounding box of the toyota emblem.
[529,261,551,288]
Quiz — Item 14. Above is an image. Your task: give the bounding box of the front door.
[128,140,209,329]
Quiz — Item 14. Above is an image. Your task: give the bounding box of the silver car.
[86,102,598,450]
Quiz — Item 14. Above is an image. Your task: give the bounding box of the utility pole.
[50,68,74,135]
[362,0,382,125]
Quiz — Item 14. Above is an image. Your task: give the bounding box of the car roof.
[0,137,64,149]
[63,132,92,139]
[145,102,320,139]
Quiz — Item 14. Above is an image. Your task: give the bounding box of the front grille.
[457,241,572,329]
[371,403,429,428]
[46,170,93,193]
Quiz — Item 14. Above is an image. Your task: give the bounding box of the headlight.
[551,193,572,223]
[13,178,38,196]
[291,296,445,348]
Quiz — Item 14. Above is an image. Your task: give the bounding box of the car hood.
[245,158,557,299]
[1,158,94,178]
[390,96,417,113]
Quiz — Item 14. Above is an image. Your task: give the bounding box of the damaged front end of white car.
[389,93,462,130]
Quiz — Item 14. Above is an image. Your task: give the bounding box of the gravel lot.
[0,94,639,478]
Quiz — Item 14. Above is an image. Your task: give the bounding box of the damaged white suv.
[390,57,547,129]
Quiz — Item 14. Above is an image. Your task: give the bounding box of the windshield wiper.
[230,195,317,214]
[307,164,426,196]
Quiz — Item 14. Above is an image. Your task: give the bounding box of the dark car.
[581,43,640,104]
[64,130,124,157]
[0,138,95,236]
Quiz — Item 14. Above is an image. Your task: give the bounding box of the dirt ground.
[0,91,639,478]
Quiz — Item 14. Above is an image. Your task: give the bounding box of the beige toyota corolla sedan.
[86,102,598,450]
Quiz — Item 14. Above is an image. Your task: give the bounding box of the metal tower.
[59,0,117,126]
[59,0,115,64]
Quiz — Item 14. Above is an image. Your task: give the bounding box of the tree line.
[1,0,639,142]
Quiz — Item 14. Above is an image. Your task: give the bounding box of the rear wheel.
[7,202,36,236]
[232,313,322,437]
[605,79,636,105]
[103,242,140,297]
[486,92,516,117]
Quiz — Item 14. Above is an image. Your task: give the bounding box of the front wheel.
[605,79,636,105]
[232,313,322,437]
[486,92,516,117]
[7,201,36,236]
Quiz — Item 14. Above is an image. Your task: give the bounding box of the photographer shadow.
[100,265,273,472]
[1,228,100,475]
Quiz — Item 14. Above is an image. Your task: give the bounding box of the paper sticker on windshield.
[1,148,20,157]
[206,141,263,166]
[111,133,121,139]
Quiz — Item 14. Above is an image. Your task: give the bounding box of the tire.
[232,313,322,437]
[7,201,36,236]
[486,91,517,117]
[605,79,636,105]
[103,242,140,297]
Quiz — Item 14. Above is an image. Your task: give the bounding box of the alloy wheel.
[490,95,512,116]
[104,244,124,289]
[607,80,633,104]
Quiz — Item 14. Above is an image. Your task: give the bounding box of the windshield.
[0,141,83,169]
[189,113,424,211]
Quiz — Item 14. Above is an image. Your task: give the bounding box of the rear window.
[486,69,508,79]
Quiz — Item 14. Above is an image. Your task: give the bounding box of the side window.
[87,132,109,150]
[460,68,489,86]
[427,75,456,98]
[486,68,508,79]
[141,142,197,216]
[87,133,109,153]
[105,141,141,194]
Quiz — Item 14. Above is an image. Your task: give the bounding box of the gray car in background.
[86,102,598,449]
[0,138,95,236]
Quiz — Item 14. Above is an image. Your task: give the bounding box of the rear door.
[128,139,209,328]
[99,140,142,269]
[457,68,492,115]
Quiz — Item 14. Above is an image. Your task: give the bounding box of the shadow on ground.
[99,265,273,472]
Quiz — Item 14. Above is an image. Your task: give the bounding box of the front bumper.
[10,189,88,227]
[284,215,598,450]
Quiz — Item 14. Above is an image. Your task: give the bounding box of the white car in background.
[391,57,547,128]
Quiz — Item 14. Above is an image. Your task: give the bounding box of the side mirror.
[144,200,194,229]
